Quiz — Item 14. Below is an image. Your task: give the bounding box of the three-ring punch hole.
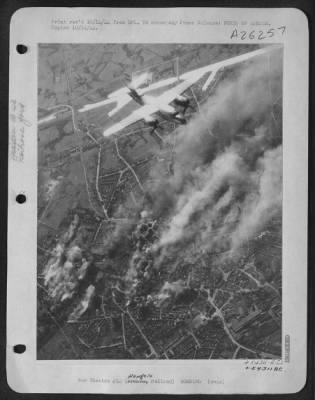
[16,194,26,204]
[13,344,26,354]
[16,44,28,54]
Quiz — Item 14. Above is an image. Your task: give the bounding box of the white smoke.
[154,279,187,306]
[230,145,282,250]
[159,150,244,247]
[148,46,283,264]
[42,214,91,302]
[68,284,96,321]
[67,245,82,261]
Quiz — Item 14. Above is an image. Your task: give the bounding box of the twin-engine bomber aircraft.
[38,46,279,137]
[97,46,278,137]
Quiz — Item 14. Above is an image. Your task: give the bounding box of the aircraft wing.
[78,72,152,116]
[157,69,218,105]
[157,46,277,105]
[78,96,127,114]
[103,104,159,137]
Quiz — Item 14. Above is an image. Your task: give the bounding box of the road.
[114,138,145,193]
[112,291,158,358]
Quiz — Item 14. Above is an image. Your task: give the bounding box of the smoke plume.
[146,46,282,265]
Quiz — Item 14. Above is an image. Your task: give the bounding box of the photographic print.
[37,43,283,361]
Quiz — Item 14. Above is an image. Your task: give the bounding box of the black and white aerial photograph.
[37,43,283,360]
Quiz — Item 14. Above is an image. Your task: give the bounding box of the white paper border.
[7,7,309,394]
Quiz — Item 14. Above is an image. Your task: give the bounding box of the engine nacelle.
[144,116,158,127]
[174,94,189,106]
[159,104,176,115]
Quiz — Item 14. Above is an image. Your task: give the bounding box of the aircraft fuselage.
[128,88,186,125]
